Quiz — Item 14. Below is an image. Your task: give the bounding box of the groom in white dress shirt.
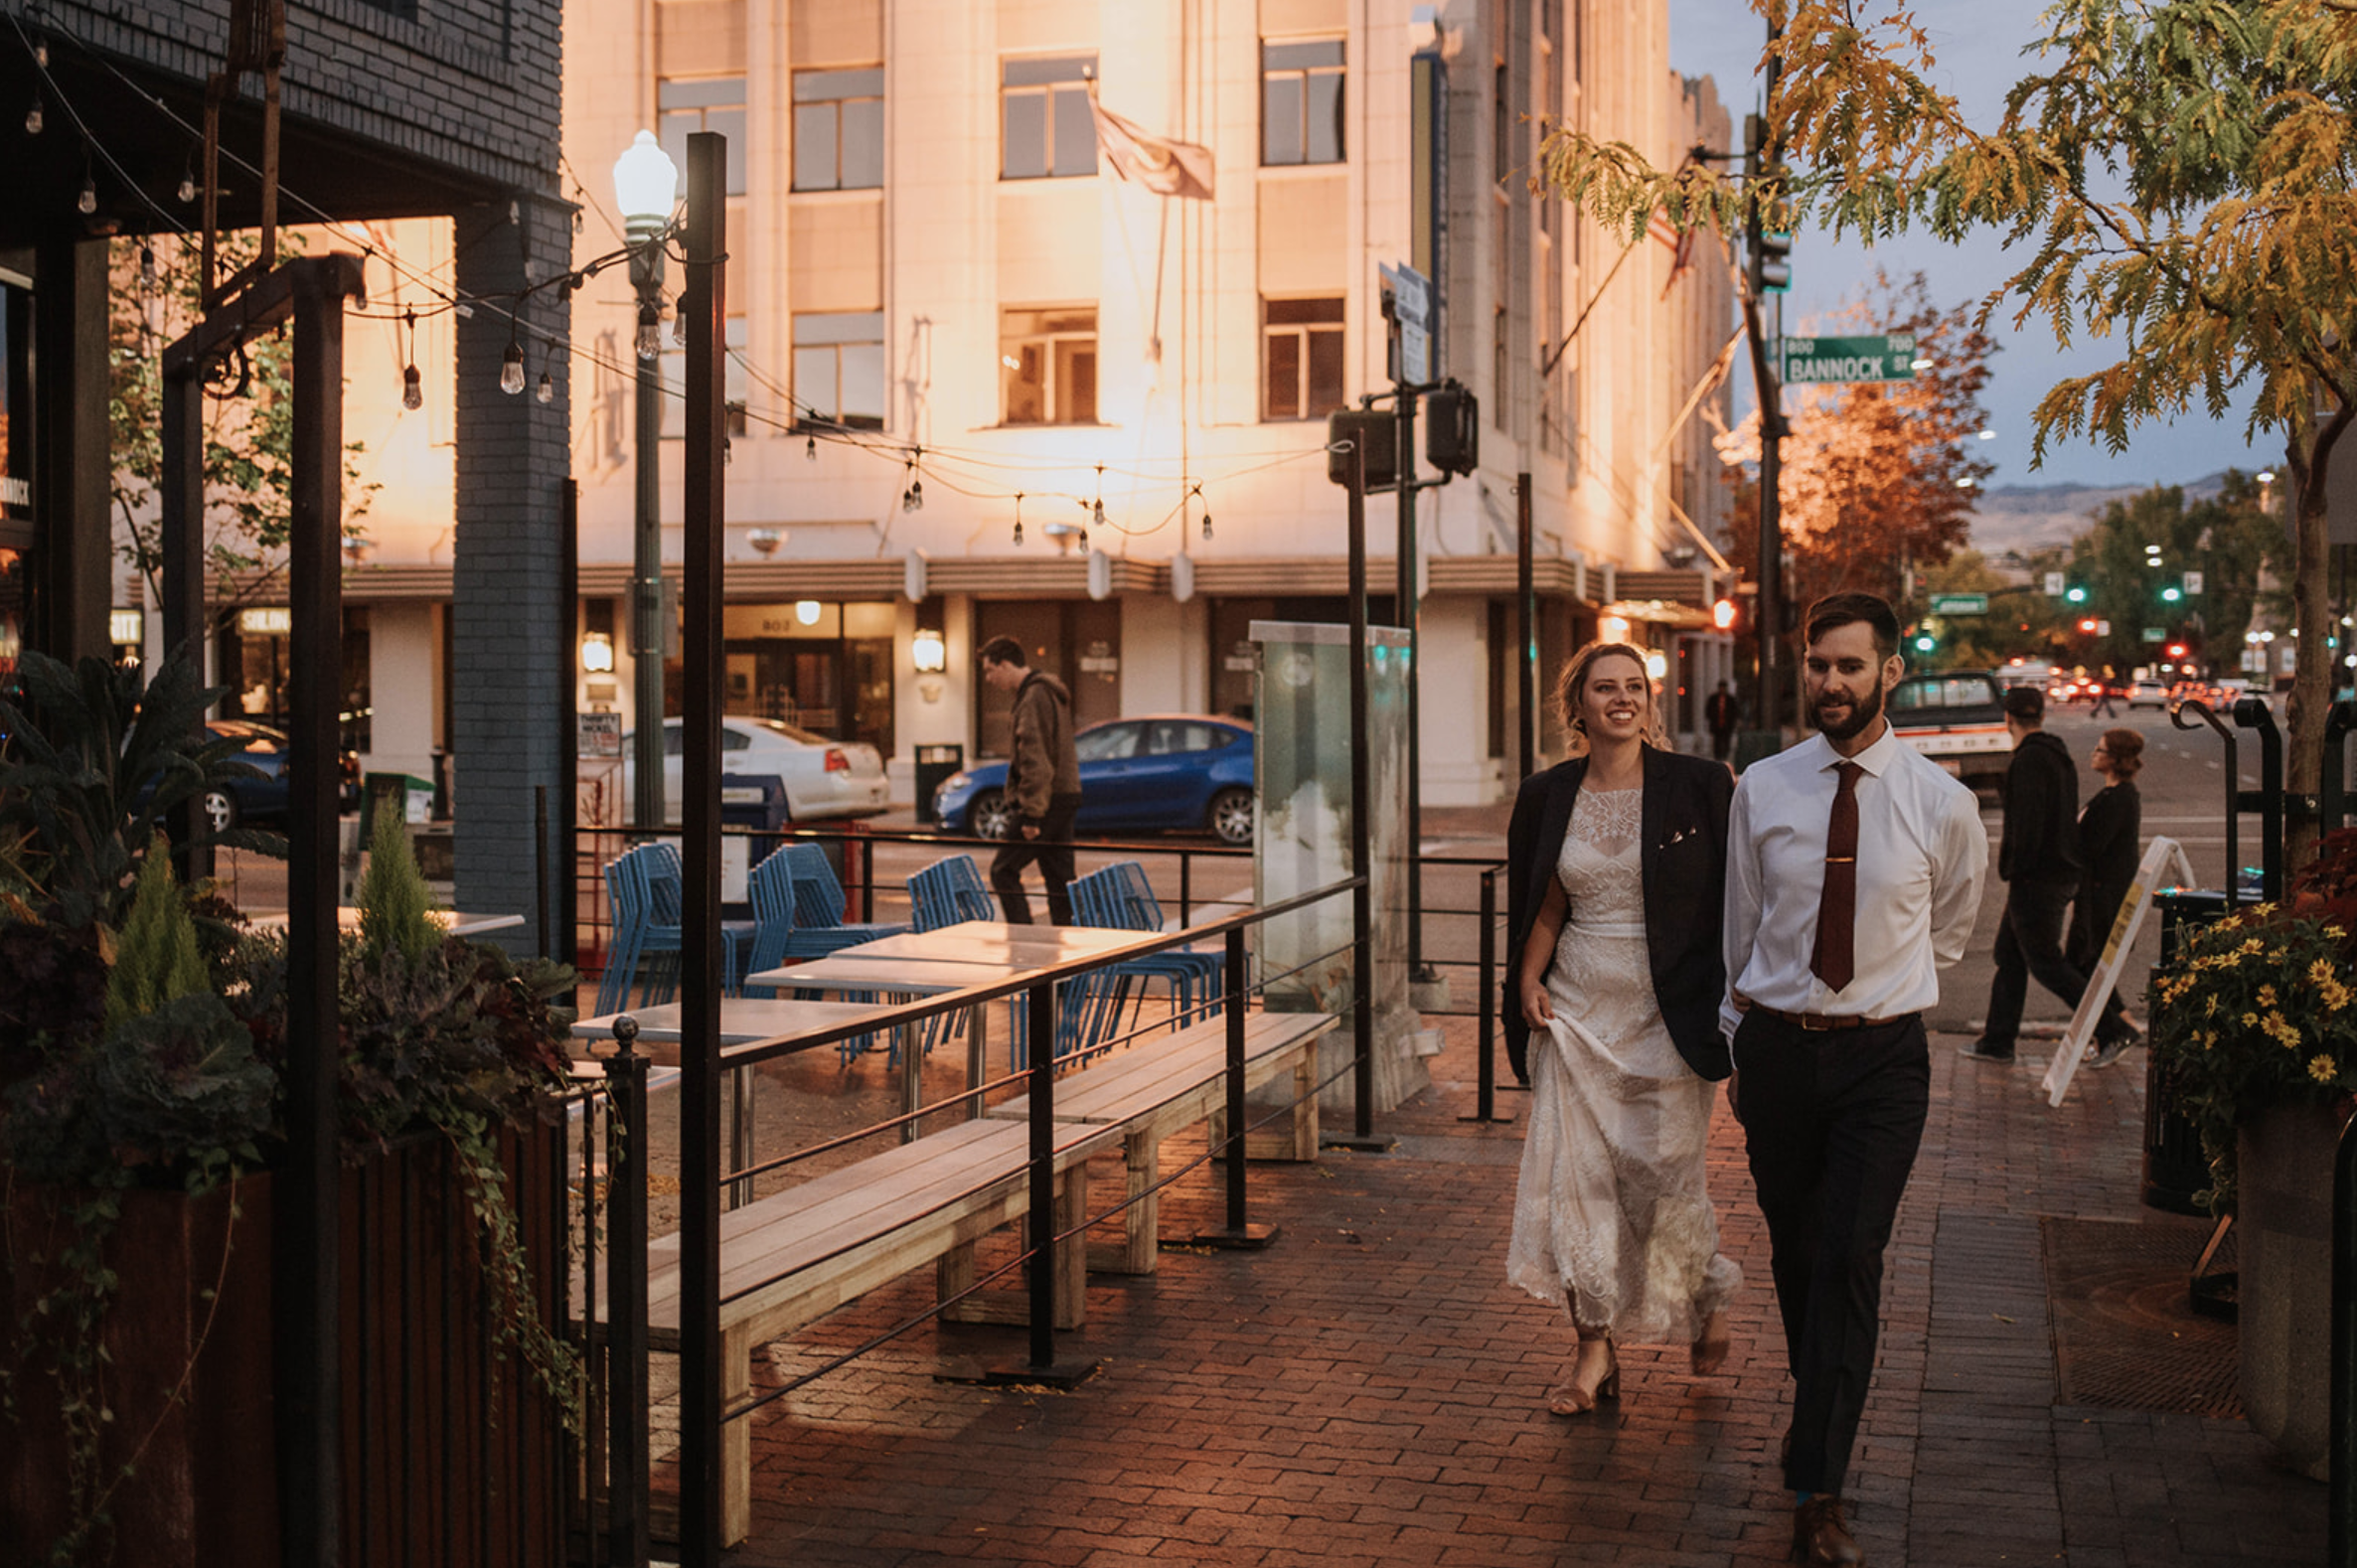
[1721,591,1987,1567]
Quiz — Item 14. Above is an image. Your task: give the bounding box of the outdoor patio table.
[573,997,897,1201]
[827,922,1146,967]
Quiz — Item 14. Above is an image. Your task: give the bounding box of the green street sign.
[2142,627,2166,643]
[1929,592,1987,615]
[1779,334,1920,384]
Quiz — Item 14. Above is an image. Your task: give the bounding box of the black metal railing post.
[2173,702,2242,906]
[1196,926,1276,1248]
[2325,700,2357,833]
[2233,696,2284,900]
[1460,865,1511,1125]
[604,1019,652,1568]
[2333,1109,2357,1563]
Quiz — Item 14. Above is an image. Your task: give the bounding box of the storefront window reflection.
[691,600,897,758]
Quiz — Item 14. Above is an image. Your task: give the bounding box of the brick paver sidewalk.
[719,1020,2325,1566]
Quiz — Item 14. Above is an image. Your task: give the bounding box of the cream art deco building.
[133,0,1737,813]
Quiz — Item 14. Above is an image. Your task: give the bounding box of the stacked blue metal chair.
[907,854,998,932]
[1104,861,1226,1014]
[746,845,881,1062]
[593,843,751,1015]
[908,853,1028,1059]
[777,843,909,958]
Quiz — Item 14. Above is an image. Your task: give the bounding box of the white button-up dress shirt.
[1721,724,1988,1038]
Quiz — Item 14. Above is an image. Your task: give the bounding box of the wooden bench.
[635,1114,1117,1544]
[991,1009,1335,1274]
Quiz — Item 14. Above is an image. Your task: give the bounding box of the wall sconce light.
[1599,615,1633,644]
[581,631,616,673]
[795,599,823,626]
[746,528,783,556]
[1645,649,1669,682]
[911,628,947,673]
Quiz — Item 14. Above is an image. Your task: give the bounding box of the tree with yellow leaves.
[1538,0,2357,849]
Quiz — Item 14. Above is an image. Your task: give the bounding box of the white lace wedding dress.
[1505,786,1741,1340]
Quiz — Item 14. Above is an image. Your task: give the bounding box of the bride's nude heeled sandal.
[1547,1335,1621,1416]
[1690,1311,1732,1376]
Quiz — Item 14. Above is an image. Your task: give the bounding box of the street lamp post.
[614,129,680,832]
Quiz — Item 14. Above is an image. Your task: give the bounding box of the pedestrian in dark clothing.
[1963,686,2132,1062]
[980,634,1082,924]
[1706,681,1741,763]
[2090,681,2121,718]
[2072,728,2145,1067]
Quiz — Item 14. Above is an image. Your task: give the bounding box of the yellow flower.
[2240,938,2267,956]
[2329,925,2348,941]
[2243,1012,2260,1028]
[2259,984,2278,1008]
[2312,1054,2340,1084]
[2312,959,2339,988]
[2205,995,2220,1019]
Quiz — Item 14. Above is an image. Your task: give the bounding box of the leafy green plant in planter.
[0,658,583,1564]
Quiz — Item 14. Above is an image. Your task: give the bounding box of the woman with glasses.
[2073,728,2146,1068]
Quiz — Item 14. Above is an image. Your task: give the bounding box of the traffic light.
[1711,597,1738,632]
[1424,382,1481,476]
[1748,229,1792,295]
[1325,408,1398,490]
[2078,618,2099,634]
[2065,584,2088,603]
[2167,642,2189,659]
[1914,633,1936,654]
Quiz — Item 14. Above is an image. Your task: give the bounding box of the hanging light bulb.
[176,163,196,204]
[1092,498,1105,529]
[902,478,923,513]
[805,432,818,461]
[536,370,554,404]
[1201,511,1213,542]
[401,363,423,410]
[723,437,734,466]
[138,245,158,293]
[499,335,526,395]
[1013,494,1025,547]
[24,98,42,136]
[634,300,662,360]
[672,310,691,349]
[78,174,96,215]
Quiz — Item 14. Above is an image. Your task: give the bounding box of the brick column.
[450,193,573,954]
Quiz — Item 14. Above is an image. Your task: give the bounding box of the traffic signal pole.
[1741,41,1790,732]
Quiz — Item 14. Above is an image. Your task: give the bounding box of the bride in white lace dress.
[1503,644,1741,1416]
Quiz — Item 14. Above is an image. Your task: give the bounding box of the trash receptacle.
[2145,888,2232,1214]
[361,772,435,838]
[914,743,965,825]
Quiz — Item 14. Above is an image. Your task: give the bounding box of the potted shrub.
[2147,831,2357,1479]
[0,653,581,1565]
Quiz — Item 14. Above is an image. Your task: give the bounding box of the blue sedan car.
[933,714,1256,846]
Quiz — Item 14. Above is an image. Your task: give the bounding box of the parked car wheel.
[1208,786,1254,847]
[968,788,1013,841]
[204,787,238,835]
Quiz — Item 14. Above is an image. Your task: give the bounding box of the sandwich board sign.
[2042,836,2199,1106]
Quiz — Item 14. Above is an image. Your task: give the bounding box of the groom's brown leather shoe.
[1793,1495,1863,1565]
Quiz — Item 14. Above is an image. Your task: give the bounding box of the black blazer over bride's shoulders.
[1501,744,1735,1084]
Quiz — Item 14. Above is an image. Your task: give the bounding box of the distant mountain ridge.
[1968,473,2230,556]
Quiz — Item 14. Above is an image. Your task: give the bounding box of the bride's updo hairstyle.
[1551,640,1666,755]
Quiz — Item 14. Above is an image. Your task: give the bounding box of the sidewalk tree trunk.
[1534,0,2357,863]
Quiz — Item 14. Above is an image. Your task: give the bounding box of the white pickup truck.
[1888,670,2011,794]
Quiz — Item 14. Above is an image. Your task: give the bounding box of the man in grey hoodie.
[980,635,1083,924]
[1963,684,2128,1063]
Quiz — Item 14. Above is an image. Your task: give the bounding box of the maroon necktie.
[1810,762,1864,993]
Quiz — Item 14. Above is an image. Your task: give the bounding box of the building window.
[1002,56,1098,180]
[793,68,883,191]
[794,311,886,429]
[1262,40,1344,165]
[1001,306,1097,424]
[661,315,751,439]
[658,78,748,197]
[1263,297,1345,420]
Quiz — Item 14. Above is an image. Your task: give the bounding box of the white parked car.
[2126,680,2170,708]
[622,717,890,822]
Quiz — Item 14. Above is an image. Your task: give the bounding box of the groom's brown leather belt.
[1750,1004,1916,1032]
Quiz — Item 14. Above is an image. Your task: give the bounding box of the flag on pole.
[1090,89,1214,200]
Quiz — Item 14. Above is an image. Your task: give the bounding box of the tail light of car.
[825,748,850,772]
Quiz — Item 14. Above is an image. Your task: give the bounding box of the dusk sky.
[1666,0,2277,493]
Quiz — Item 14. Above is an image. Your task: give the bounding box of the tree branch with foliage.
[1536,0,2357,854]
